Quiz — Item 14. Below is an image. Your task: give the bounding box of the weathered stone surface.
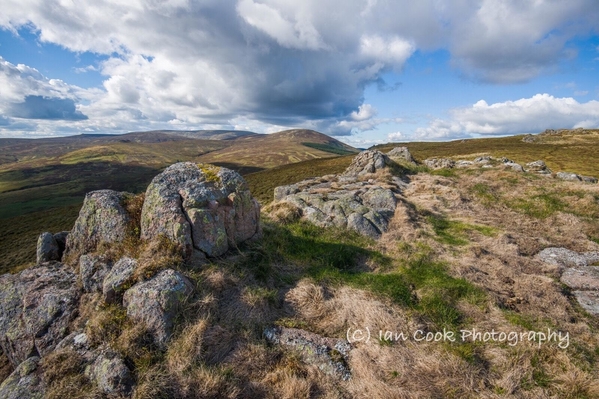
[561,267,599,291]
[85,349,134,396]
[36,232,59,263]
[264,326,352,380]
[556,172,582,182]
[140,162,260,258]
[79,254,111,293]
[65,190,131,260]
[536,247,599,269]
[343,150,392,176]
[424,158,455,169]
[581,176,598,184]
[526,160,551,174]
[0,264,80,366]
[504,162,524,172]
[102,257,137,304]
[572,291,599,316]
[455,160,474,168]
[0,357,44,399]
[347,212,382,239]
[123,269,194,347]
[474,156,492,164]
[387,147,415,163]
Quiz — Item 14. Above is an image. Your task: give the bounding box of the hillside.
[197,129,358,170]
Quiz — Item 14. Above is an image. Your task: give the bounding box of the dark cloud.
[9,95,88,120]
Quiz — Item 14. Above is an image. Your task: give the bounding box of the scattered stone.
[525,160,551,174]
[581,176,598,184]
[0,264,80,367]
[342,150,393,176]
[85,349,134,396]
[423,158,455,169]
[102,257,137,304]
[64,190,132,261]
[556,172,582,182]
[474,156,492,164]
[123,269,194,348]
[36,232,60,264]
[504,162,524,172]
[140,162,260,258]
[79,254,111,293]
[572,291,599,316]
[0,357,44,399]
[536,247,599,270]
[264,326,352,380]
[387,147,415,164]
[522,134,536,143]
[455,160,474,168]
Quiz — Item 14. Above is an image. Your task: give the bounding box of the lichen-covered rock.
[103,257,137,304]
[79,254,111,293]
[424,158,455,169]
[85,349,134,396]
[264,326,352,380]
[556,172,582,182]
[123,269,194,348]
[561,267,599,291]
[536,247,599,270]
[504,162,524,172]
[140,162,260,258]
[387,147,415,163]
[0,264,80,366]
[64,190,132,261]
[526,160,551,174]
[0,357,44,399]
[342,150,392,176]
[36,232,60,263]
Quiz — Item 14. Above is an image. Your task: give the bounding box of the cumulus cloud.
[415,94,599,139]
[8,96,88,120]
[387,131,403,142]
[0,0,597,136]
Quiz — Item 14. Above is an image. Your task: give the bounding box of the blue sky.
[0,1,598,146]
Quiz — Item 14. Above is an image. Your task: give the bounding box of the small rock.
[474,156,492,164]
[102,257,137,304]
[342,150,393,176]
[85,350,134,396]
[525,160,551,174]
[556,172,582,182]
[561,267,599,291]
[536,247,599,270]
[581,176,598,184]
[504,162,524,172]
[572,291,599,316]
[455,160,474,168]
[123,269,194,348]
[0,357,44,399]
[36,232,60,263]
[79,254,111,293]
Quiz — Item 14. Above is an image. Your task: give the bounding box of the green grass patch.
[425,213,496,246]
[470,183,499,206]
[507,192,566,219]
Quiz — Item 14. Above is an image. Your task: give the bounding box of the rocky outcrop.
[140,162,260,258]
[424,158,455,169]
[264,326,352,380]
[0,264,80,367]
[272,151,400,239]
[525,160,551,174]
[387,146,415,164]
[36,231,68,263]
[0,357,44,399]
[123,269,194,348]
[79,254,111,293]
[537,247,599,315]
[65,190,132,261]
[556,172,598,183]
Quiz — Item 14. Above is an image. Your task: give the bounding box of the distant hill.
[130,129,257,141]
[197,129,358,169]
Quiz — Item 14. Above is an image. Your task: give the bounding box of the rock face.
[342,150,392,176]
[85,349,134,396]
[0,357,45,399]
[387,146,415,164]
[556,172,582,182]
[65,190,132,260]
[123,269,194,347]
[264,326,352,381]
[79,254,111,293]
[424,158,455,169]
[140,162,260,258]
[0,264,80,367]
[103,257,137,304]
[36,231,69,263]
[535,247,599,270]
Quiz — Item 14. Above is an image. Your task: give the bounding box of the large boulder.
[64,190,132,260]
[387,147,415,164]
[123,269,194,348]
[79,254,111,293]
[0,264,80,367]
[342,150,392,176]
[0,357,45,399]
[140,162,260,258]
[36,231,69,264]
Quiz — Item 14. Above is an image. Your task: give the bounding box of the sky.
[0,0,598,146]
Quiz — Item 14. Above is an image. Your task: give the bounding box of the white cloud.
[387,131,403,141]
[415,94,599,139]
[360,35,415,68]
